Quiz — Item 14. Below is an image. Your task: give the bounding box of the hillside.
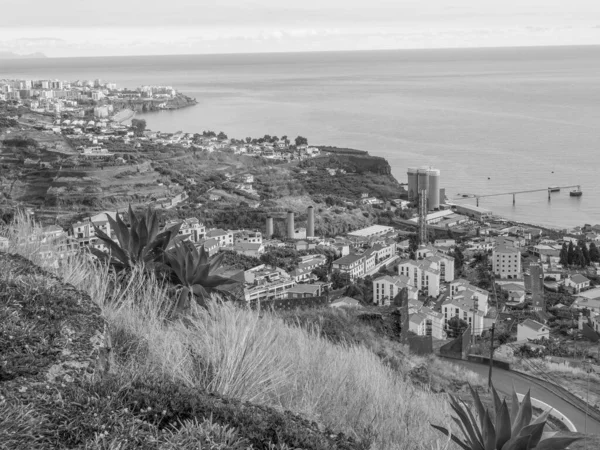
[1,216,461,450]
[0,252,362,450]
[1,108,407,233]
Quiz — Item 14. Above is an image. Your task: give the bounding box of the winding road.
[447,358,600,434]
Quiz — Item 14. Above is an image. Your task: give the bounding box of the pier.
[456,185,581,206]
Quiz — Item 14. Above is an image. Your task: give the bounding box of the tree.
[131,118,146,136]
[295,136,308,146]
[559,242,569,266]
[449,246,465,277]
[446,316,468,338]
[331,270,351,289]
[217,131,228,140]
[312,266,329,282]
[567,241,575,266]
[590,242,600,263]
[579,240,591,266]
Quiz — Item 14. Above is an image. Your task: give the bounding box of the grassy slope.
[1,214,460,450]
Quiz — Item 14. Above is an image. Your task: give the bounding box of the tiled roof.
[521,319,546,332]
[570,274,590,284]
[333,253,365,265]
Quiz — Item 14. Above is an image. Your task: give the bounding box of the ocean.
[3,46,600,229]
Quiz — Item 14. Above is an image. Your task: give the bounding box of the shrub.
[91,205,182,272]
[431,385,581,450]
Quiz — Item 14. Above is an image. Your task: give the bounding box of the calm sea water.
[3,47,600,228]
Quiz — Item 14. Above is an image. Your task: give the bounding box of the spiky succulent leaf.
[482,410,496,450]
[492,385,503,420]
[516,422,546,448]
[511,389,520,426]
[91,226,130,268]
[500,434,531,450]
[164,241,241,305]
[464,402,484,446]
[430,425,471,450]
[534,436,582,450]
[448,396,484,450]
[532,409,553,425]
[91,206,180,271]
[469,384,487,429]
[511,390,533,436]
[495,400,512,450]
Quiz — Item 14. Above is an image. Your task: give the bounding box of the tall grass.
[1,212,458,449]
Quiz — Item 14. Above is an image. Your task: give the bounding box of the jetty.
[457,185,582,206]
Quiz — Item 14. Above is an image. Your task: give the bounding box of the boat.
[548,186,560,192]
[570,189,583,197]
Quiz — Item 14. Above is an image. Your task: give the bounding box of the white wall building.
[492,245,522,279]
[332,253,366,280]
[372,275,419,306]
[206,229,234,247]
[409,306,446,340]
[442,297,486,336]
[397,258,441,297]
[516,319,550,342]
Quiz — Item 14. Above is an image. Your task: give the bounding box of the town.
[2,76,600,449]
[2,79,600,352]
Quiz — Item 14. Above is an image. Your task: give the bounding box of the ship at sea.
[548,186,560,192]
[570,189,583,197]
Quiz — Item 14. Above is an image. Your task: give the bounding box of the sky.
[2,0,600,57]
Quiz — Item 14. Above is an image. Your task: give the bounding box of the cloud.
[2,23,600,57]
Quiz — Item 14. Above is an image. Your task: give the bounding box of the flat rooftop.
[454,203,493,214]
[347,224,394,237]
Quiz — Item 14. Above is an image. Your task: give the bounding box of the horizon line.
[7,42,600,60]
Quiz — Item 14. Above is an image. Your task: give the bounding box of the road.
[448,359,600,434]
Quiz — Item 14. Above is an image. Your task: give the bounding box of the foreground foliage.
[164,240,240,309]
[91,205,182,271]
[432,385,581,450]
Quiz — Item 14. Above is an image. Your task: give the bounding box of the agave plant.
[431,385,581,450]
[164,240,241,311]
[90,205,182,272]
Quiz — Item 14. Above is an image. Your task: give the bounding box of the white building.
[565,274,591,293]
[449,279,490,315]
[332,253,366,280]
[167,218,205,243]
[409,306,446,340]
[516,319,550,342]
[372,275,419,306]
[492,245,522,279]
[289,254,327,283]
[206,229,234,247]
[243,265,295,303]
[397,257,444,297]
[347,225,394,239]
[442,297,486,336]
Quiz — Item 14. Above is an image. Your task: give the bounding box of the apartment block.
[492,245,522,279]
[372,275,419,306]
